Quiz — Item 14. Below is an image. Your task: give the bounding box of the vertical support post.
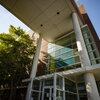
[63,77,65,100]
[42,80,44,100]
[76,82,80,100]
[84,73,100,100]
[38,80,42,100]
[25,35,42,100]
[53,73,56,100]
[72,12,91,67]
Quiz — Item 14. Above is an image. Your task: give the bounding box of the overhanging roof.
[0,0,83,42]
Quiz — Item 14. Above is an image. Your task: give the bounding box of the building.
[0,0,100,100]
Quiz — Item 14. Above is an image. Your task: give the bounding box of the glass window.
[32,80,40,90]
[44,78,53,86]
[50,52,55,57]
[90,44,95,50]
[55,49,61,56]
[96,81,100,93]
[96,59,100,64]
[61,47,67,54]
[56,90,63,100]
[32,91,40,100]
[79,94,87,100]
[66,45,73,51]
[56,75,63,89]
[85,39,90,44]
[65,92,77,100]
[55,59,64,68]
[86,45,92,51]
[93,51,98,58]
[88,52,95,59]
[65,78,76,92]
[82,25,100,65]
[61,53,69,60]
[78,83,86,93]
[91,60,96,65]
[47,32,81,73]
[83,33,89,38]
[66,51,74,58]
[64,58,75,65]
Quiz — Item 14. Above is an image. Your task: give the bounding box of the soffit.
[1,0,83,42]
[62,64,100,82]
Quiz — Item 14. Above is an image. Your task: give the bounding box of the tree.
[0,25,36,100]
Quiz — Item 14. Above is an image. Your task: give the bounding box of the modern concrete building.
[0,0,100,100]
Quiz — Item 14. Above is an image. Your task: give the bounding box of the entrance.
[32,73,79,100]
[42,86,53,100]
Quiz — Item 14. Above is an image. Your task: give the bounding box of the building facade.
[32,25,100,100]
[0,0,100,100]
[30,5,100,100]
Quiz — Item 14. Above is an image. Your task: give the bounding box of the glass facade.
[65,78,76,93]
[46,25,100,73]
[31,75,100,100]
[56,74,77,100]
[31,76,100,99]
[47,33,81,73]
[65,78,77,100]
[31,74,78,100]
[44,78,53,86]
[31,25,100,100]
[81,25,100,65]
[32,80,42,100]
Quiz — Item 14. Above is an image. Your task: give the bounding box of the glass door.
[42,87,53,100]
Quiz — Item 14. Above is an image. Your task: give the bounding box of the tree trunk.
[9,79,16,100]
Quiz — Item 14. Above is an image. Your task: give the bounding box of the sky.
[0,5,30,33]
[0,0,100,38]
[79,0,100,38]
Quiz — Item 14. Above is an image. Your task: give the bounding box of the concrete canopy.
[0,0,83,42]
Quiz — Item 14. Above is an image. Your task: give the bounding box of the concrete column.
[26,35,42,100]
[72,12,91,67]
[84,73,100,100]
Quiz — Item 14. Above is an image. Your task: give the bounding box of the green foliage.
[0,25,36,88]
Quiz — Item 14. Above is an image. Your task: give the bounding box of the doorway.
[42,86,53,100]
